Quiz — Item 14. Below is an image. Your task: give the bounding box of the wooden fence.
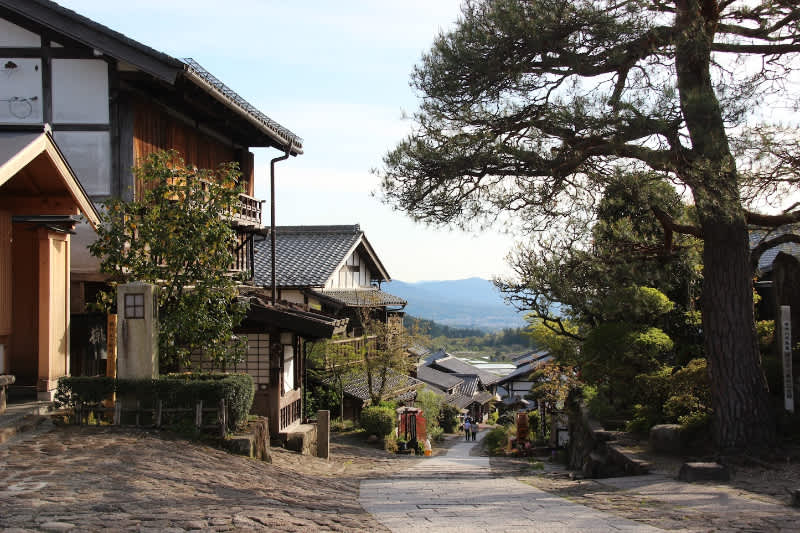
[73,398,228,438]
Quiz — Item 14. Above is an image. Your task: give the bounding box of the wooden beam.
[0,194,79,215]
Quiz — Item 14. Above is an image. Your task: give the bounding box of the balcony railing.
[231,192,263,227]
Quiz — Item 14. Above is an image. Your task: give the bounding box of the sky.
[57,0,518,283]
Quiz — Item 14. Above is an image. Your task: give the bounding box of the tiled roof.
[453,374,479,397]
[497,354,553,384]
[325,368,423,404]
[314,288,406,308]
[512,349,550,365]
[3,1,302,152]
[750,225,800,274]
[421,348,449,366]
[431,355,502,386]
[254,226,363,287]
[416,365,463,391]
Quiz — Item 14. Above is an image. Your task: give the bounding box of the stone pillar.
[116,282,159,379]
[317,410,330,460]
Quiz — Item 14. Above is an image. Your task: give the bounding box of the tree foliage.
[90,150,248,369]
[380,0,800,449]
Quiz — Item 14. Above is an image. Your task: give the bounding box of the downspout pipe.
[270,142,293,305]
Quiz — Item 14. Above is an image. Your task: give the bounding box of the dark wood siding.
[132,99,254,198]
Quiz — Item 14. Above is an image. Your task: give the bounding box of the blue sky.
[59,0,517,283]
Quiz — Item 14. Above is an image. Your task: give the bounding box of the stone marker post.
[780,306,794,413]
[317,410,330,460]
[116,282,159,379]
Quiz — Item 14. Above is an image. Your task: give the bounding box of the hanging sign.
[781,306,794,413]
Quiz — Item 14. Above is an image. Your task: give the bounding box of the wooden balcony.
[230,192,264,229]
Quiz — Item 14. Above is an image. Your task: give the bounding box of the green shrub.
[55,376,115,408]
[485,426,509,456]
[527,410,541,439]
[360,406,395,438]
[55,373,255,431]
[439,403,460,433]
[487,410,499,424]
[428,425,445,442]
[384,431,399,453]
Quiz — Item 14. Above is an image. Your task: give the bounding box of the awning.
[0,130,100,228]
[313,288,407,309]
[241,300,348,340]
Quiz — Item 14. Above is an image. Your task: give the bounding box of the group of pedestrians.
[463,416,478,441]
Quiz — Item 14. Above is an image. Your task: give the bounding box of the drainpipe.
[270,142,293,305]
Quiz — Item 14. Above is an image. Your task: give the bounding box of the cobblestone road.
[0,423,392,532]
[360,429,661,532]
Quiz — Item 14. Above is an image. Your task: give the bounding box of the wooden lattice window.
[124,293,145,319]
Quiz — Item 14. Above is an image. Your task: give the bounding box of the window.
[124,293,145,319]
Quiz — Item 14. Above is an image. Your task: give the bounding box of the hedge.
[360,406,395,438]
[55,373,254,430]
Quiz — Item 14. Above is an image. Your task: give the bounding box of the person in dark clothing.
[471,420,478,441]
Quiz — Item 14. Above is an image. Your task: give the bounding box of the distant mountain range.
[383,277,527,332]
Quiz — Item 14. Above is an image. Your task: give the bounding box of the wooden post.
[195,400,203,429]
[219,398,227,438]
[135,400,141,427]
[155,400,162,428]
[317,410,330,460]
[106,314,117,378]
[113,401,122,425]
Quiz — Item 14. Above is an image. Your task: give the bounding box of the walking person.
[471,419,478,441]
[464,417,471,441]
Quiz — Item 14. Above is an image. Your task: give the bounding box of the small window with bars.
[124,293,145,319]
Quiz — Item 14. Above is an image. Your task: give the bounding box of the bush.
[485,426,509,456]
[384,431,399,453]
[428,425,445,442]
[487,410,499,424]
[439,403,460,433]
[415,389,443,428]
[360,406,395,438]
[527,410,541,439]
[55,373,255,431]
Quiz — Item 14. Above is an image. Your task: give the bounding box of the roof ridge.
[277,225,361,234]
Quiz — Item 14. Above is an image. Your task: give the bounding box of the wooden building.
[0,1,343,432]
[253,224,407,333]
[0,130,100,399]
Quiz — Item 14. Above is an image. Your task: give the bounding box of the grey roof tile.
[417,365,463,390]
[254,225,362,287]
[314,288,406,307]
[430,354,502,386]
[324,368,423,403]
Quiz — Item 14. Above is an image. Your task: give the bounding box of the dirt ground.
[489,443,800,532]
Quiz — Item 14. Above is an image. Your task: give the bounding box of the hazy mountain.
[384,277,527,331]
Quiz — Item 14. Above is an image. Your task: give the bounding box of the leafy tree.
[380,0,800,448]
[90,150,248,370]
[415,388,444,429]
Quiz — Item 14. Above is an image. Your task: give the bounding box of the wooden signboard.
[106,313,117,378]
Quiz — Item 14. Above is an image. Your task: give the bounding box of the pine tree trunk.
[675,0,775,449]
[701,219,775,449]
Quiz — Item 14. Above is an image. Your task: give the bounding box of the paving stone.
[39,522,76,531]
[360,429,661,532]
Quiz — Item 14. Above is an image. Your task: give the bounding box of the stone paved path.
[360,429,663,532]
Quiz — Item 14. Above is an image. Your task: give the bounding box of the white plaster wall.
[281,289,305,305]
[0,19,40,47]
[52,59,109,124]
[0,58,43,124]
[328,250,373,289]
[54,131,111,196]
